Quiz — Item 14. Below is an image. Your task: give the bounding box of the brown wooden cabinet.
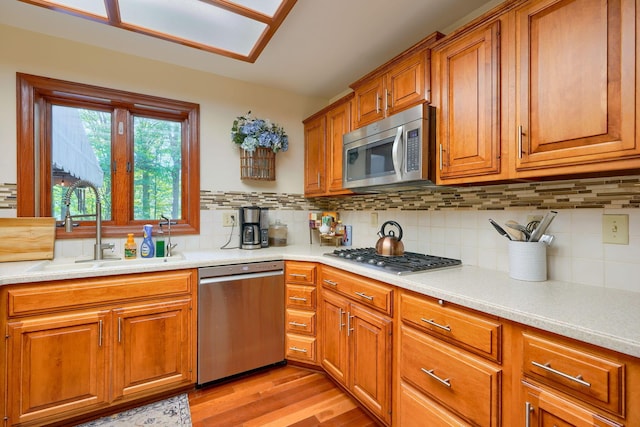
[319,266,393,425]
[284,261,319,365]
[396,290,503,426]
[350,32,443,130]
[431,0,640,185]
[433,19,505,184]
[516,327,637,427]
[513,0,640,178]
[3,270,196,427]
[352,50,428,128]
[303,94,353,197]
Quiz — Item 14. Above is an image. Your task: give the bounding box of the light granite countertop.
[1,244,639,358]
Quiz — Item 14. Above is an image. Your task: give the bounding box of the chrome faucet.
[160,215,178,257]
[63,179,115,261]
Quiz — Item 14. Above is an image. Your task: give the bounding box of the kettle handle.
[380,220,403,241]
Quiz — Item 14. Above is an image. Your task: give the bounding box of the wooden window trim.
[16,73,200,238]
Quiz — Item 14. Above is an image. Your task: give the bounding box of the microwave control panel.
[406,128,420,172]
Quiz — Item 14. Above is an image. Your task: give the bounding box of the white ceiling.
[1,0,498,99]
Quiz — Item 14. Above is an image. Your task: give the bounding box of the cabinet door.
[353,77,385,128]
[319,290,348,386]
[515,0,640,175]
[112,299,192,400]
[326,101,352,194]
[436,21,502,182]
[349,302,392,425]
[386,50,427,115]
[522,382,623,427]
[6,310,110,425]
[303,115,326,195]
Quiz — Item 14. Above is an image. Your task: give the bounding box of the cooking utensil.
[505,220,531,241]
[489,219,512,240]
[375,220,405,256]
[528,211,558,242]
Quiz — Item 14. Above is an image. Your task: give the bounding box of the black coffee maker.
[239,206,262,249]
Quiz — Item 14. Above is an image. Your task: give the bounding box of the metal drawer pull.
[323,279,338,286]
[525,402,534,427]
[531,361,591,387]
[288,296,307,302]
[347,312,354,336]
[98,319,103,347]
[354,291,374,301]
[288,321,308,328]
[421,317,451,332]
[421,368,451,388]
[289,346,307,353]
[289,273,307,278]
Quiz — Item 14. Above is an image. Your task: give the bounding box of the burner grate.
[324,248,461,275]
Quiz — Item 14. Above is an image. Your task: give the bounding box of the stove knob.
[356,256,364,262]
[377,260,386,267]
[345,254,353,259]
[367,259,376,264]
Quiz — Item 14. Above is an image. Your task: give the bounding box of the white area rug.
[75,394,192,426]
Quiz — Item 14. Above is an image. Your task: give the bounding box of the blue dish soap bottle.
[140,224,155,258]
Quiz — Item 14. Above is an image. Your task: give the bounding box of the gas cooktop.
[324,248,462,275]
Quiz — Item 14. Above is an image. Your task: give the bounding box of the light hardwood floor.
[188,365,380,426]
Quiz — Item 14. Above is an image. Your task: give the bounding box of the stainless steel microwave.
[343,104,435,191]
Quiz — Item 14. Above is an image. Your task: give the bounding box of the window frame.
[17,73,200,239]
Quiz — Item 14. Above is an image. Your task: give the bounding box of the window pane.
[133,116,182,220]
[51,105,112,222]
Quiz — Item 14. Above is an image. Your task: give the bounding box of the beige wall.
[0,24,328,194]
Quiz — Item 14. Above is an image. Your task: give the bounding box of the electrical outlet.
[602,214,629,244]
[222,212,236,227]
[370,212,378,227]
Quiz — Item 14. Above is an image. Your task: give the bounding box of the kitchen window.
[17,73,200,238]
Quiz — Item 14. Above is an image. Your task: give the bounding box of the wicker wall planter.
[240,147,276,181]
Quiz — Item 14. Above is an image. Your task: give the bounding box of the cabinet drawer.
[401,292,501,362]
[522,332,624,416]
[286,308,316,335]
[398,381,471,427]
[400,325,501,427]
[320,266,393,315]
[286,334,316,363]
[285,284,316,309]
[7,270,194,316]
[285,262,316,285]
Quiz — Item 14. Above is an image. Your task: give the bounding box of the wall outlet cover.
[602,214,629,245]
[222,212,236,227]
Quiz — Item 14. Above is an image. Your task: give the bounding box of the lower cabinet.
[284,261,319,365]
[3,270,196,427]
[319,270,393,425]
[517,328,635,427]
[396,290,503,427]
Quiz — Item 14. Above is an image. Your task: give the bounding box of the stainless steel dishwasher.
[197,260,285,386]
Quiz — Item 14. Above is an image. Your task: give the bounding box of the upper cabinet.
[433,0,640,185]
[433,19,505,183]
[303,94,353,197]
[350,32,444,129]
[513,0,640,177]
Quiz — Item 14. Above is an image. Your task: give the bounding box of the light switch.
[602,214,629,245]
[370,212,378,227]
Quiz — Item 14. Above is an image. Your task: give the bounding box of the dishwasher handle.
[199,270,283,285]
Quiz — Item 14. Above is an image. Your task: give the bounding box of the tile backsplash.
[3,175,639,293]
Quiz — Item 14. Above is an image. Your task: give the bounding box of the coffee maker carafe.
[239,206,261,249]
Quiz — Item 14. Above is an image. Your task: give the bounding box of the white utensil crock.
[508,241,547,281]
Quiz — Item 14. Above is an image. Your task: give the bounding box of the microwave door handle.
[392,126,403,176]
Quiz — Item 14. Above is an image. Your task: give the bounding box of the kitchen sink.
[27,253,186,272]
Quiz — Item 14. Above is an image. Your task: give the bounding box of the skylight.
[19,0,297,62]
